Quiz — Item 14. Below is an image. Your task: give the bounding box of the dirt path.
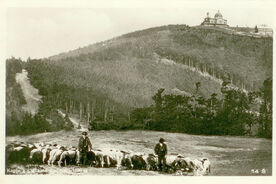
[157,57,248,94]
[15,69,42,115]
[57,109,88,131]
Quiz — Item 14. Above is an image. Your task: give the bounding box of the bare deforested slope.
[42,25,272,109]
[15,69,42,115]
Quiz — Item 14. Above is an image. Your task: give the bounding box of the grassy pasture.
[6,130,272,176]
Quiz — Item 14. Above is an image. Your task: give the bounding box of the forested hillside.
[23,24,272,137]
[6,58,70,136]
[6,58,26,126]
[50,25,272,91]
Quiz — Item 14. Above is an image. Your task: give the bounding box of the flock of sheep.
[6,141,211,176]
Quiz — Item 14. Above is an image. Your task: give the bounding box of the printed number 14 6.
[251,169,266,174]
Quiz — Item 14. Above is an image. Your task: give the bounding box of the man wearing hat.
[154,138,168,171]
[78,131,92,166]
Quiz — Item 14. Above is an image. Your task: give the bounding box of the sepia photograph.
[1,0,275,182]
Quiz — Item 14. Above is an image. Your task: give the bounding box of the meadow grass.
[6,130,272,175]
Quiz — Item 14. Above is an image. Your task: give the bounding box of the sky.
[3,0,276,60]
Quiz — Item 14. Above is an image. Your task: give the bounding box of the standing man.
[78,131,92,166]
[154,138,168,172]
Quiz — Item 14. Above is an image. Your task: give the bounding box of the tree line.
[6,58,272,138]
[130,79,272,138]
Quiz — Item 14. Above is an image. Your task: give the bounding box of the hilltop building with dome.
[201,10,228,27]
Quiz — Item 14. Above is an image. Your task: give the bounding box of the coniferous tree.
[255,25,259,33]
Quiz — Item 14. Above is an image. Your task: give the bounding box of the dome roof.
[214,10,223,18]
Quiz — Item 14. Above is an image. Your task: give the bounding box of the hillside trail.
[158,57,248,94]
[57,109,88,132]
[167,58,261,115]
[15,69,42,115]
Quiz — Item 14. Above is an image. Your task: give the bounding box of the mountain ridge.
[28,24,272,110]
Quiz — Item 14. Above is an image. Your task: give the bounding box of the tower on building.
[201,10,228,27]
